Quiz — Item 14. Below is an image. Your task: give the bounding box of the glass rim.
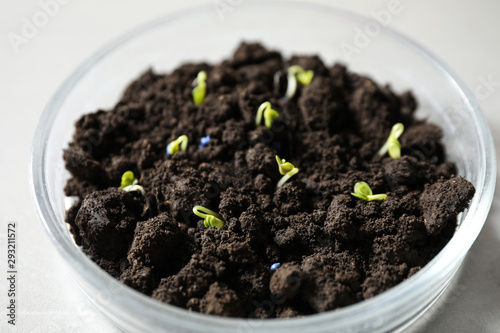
[29,1,497,330]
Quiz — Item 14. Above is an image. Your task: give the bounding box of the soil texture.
[63,42,475,318]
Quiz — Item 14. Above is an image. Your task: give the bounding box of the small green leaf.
[256,102,280,129]
[167,135,189,156]
[275,155,295,175]
[351,182,386,201]
[378,123,404,159]
[285,65,315,98]
[354,181,373,196]
[265,108,280,128]
[193,206,225,229]
[204,215,225,229]
[276,155,299,188]
[391,123,404,139]
[297,70,314,85]
[388,140,402,159]
[192,71,207,105]
[119,171,146,195]
[119,171,136,189]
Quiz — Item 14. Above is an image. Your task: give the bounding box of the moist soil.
[63,42,475,318]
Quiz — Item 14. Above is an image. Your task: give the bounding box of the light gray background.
[1,0,499,332]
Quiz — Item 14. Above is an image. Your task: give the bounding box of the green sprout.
[118,171,145,195]
[193,206,225,229]
[378,123,404,159]
[166,135,189,156]
[285,65,314,99]
[275,155,299,188]
[119,171,135,189]
[192,70,207,105]
[351,182,387,201]
[255,101,280,129]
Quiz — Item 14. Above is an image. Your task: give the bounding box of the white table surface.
[1,0,499,332]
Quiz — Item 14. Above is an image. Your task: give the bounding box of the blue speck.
[199,135,210,149]
[270,263,280,271]
[166,144,171,156]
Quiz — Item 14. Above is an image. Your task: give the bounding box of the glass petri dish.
[30,2,496,332]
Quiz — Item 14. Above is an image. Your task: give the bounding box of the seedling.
[256,101,280,129]
[351,182,387,201]
[118,171,145,195]
[275,155,299,188]
[199,135,210,149]
[270,263,281,271]
[193,206,225,229]
[285,65,314,99]
[378,123,404,159]
[166,135,189,156]
[192,70,207,105]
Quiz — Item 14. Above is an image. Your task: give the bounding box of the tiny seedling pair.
[257,65,314,128]
[118,171,150,212]
[193,206,225,229]
[378,123,404,159]
[120,172,226,229]
[167,135,211,156]
[166,135,189,156]
[119,171,145,194]
[195,65,315,107]
[351,123,405,201]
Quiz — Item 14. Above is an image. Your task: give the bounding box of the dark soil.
[63,42,475,318]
